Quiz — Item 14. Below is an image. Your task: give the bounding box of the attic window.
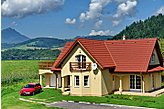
[151,53,155,62]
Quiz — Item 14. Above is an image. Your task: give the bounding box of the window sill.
[84,86,90,88]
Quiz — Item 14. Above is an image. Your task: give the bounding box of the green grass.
[20,88,164,109]
[1,60,51,85]
[2,81,60,109]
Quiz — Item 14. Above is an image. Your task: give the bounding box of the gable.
[149,48,160,65]
[61,43,95,68]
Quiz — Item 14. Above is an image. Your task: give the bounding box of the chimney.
[123,34,126,40]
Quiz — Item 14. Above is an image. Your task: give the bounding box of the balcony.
[70,62,91,72]
[38,62,54,70]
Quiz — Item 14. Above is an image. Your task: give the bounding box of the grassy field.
[1,60,58,109]
[2,60,164,109]
[1,60,55,86]
[2,60,39,85]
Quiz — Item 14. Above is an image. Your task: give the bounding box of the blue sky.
[1,0,164,39]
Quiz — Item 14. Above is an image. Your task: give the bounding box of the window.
[84,76,89,87]
[75,55,86,68]
[151,53,155,62]
[130,75,141,90]
[74,76,79,87]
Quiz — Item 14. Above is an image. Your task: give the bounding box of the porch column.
[119,76,123,94]
[62,77,65,92]
[39,74,42,86]
[57,77,59,89]
[55,73,57,89]
[142,79,145,93]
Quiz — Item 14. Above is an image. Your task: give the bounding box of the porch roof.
[148,66,164,72]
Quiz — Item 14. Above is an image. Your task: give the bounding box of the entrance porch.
[114,88,164,97]
[112,72,162,96]
[38,62,61,88]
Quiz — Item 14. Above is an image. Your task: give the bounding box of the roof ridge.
[104,41,116,67]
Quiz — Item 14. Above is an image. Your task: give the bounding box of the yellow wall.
[45,74,51,86]
[61,44,102,96]
[122,75,130,90]
[144,72,161,92]
[101,69,113,95]
[154,72,161,89]
[114,75,130,91]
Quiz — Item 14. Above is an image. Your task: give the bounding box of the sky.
[1,0,164,39]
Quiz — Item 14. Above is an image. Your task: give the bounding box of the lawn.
[2,81,60,109]
[19,88,164,109]
[2,60,164,109]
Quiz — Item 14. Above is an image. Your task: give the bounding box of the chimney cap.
[123,34,126,40]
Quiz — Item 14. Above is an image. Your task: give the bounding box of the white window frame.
[84,75,89,87]
[130,75,141,91]
[74,75,80,87]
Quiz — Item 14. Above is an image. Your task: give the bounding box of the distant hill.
[113,14,164,39]
[75,35,113,40]
[12,37,72,49]
[1,27,30,44]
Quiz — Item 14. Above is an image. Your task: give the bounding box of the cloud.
[95,20,103,28]
[112,0,137,26]
[79,0,112,22]
[89,29,111,36]
[65,18,76,24]
[156,6,164,15]
[1,0,64,18]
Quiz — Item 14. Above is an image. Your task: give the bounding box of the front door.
[130,75,141,91]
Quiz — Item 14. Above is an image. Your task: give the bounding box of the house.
[39,38,164,96]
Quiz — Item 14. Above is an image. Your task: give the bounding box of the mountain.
[75,35,113,40]
[1,27,30,44]
[113,14,164,39]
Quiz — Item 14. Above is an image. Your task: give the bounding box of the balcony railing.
[70,62,91,71]
[38,62,54,70]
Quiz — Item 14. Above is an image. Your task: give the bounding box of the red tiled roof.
[148,66,164,72]
[105,38,157,72]
[51,38,162,73]
[51,42,74,71]
[77,38,116,68]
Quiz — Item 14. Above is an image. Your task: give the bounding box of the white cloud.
[89,29,111,36]
[95,20,103,28]
[1,0,64,18]
[156,6,164,15]
[112,0,137,26]
[79,0,112,22]
[65,18,76,24]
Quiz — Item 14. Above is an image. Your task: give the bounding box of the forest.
[113,14,164,39]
